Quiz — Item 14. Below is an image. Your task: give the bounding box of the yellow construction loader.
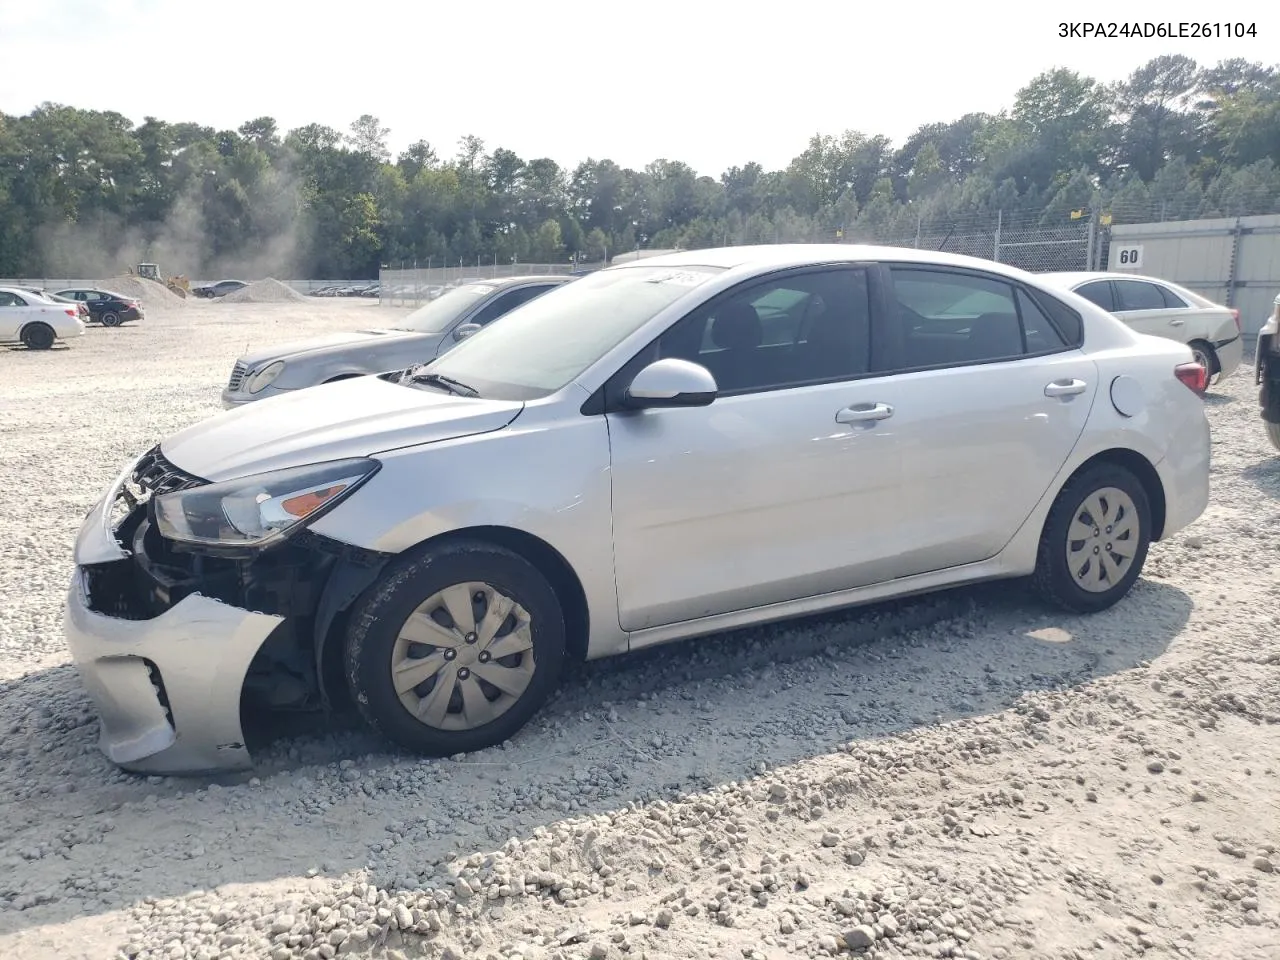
[131,263,190,298]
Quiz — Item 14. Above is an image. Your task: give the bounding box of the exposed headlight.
[153,458,379,548]
[246,360,285,394]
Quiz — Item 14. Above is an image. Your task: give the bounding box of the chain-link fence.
[378,262,595,306]
[852,213,1097,273]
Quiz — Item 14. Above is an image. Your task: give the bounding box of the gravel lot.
[1,301,1278,960]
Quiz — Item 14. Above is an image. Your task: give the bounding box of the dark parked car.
[55,288,144,326]
[192,279,248,299]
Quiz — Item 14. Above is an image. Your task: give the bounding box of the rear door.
[864,264,1098,579]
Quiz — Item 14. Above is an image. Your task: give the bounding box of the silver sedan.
[220,275,570,407]
[67,244,1211,774]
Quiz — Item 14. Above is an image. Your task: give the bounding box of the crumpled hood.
[237,328,414,367]
[163,375,523,482]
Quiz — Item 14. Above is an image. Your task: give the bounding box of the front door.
[867,264,1098,578]
[606,266,905,632]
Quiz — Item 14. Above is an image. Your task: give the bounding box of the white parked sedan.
[0,286,86,349]
[66,245,1210,774]
[1038,271,1242,384]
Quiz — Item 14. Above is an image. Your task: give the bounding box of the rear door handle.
[836,402,894,424]
[1169,318,1185,326]
[1044,378,1088,398]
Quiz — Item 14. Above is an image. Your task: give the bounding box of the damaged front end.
[68,445,392,774]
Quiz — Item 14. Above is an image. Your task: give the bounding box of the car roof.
[476,274,572,287]
[608,243,1050,282]
[1038,271,1177,286]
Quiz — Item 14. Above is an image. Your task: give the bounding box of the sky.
[1,0,1273,177]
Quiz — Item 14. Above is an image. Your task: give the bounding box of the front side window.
[468,284,557,327]
[880,268,1065,371]
[1114,280,1166,312]
[659,268,871,393]
[421,265,725,399]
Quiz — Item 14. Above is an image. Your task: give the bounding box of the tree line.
[1,54,1278,280]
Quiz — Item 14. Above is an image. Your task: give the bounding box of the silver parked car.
[67,244,1210,774]
[221,275,570,407]
[1038,271,1243,385]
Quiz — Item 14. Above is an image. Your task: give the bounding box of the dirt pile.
[97,275,188,307]
[219,277,307,303]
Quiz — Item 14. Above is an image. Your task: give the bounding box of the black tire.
[100,311,122,327]
[1189,340,1219,382]
[344,539,566,756]
[1031,463,1152,614]
[20,323,55,350]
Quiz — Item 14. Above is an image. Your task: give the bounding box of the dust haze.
[33,167,306,283]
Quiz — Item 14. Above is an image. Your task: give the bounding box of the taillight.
[64,307,77,318]
[1231,308,1241,334]
[1175,361,1207,396]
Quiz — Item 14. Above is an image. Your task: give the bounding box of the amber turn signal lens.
[281,484,347,518]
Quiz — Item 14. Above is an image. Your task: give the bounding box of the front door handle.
[836,402,894,424]
[1044,378,1088,398]
[1169,318,1185,326]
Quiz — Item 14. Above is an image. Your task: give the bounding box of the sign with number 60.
[1112,245,1144,270]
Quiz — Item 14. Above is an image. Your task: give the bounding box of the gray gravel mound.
[220,278,308,304]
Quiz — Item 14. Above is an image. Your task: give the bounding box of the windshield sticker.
[644,271,708,287]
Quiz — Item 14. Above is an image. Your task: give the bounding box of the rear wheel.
[1190,340,1218,383]
[344,539,566,756]
[100,311,122,327]
[20,323,55,350]
[1032,463,1152,613]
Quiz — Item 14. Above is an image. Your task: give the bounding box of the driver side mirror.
[623,358,718,409]
[453,322,482,342]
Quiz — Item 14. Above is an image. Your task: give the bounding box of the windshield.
[395,284,495,333]
[417,265,725,399]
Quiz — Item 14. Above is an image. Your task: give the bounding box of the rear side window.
[881,268,1067,372]
[0,291,27,307]
[1074,280,1115,312]
[1156,284,1188,308]
[1114,280,1165,312]
[1015,289,1068,352]
[1024,288,1084,347]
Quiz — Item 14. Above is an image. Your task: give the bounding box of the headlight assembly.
[153,458,379,549]
[246,360,285,394]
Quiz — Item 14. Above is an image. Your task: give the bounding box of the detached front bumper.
[65,446,392,775]
[65,573,281,774]
[66,454,282,773]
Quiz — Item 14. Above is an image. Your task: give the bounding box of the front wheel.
[344,539,566,756]
[20,323,56,350]
[1031,463,1152,613]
